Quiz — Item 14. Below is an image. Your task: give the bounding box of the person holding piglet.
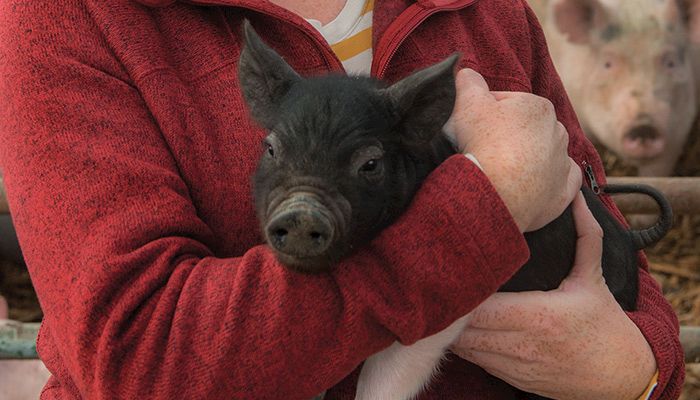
[0,0,682,399]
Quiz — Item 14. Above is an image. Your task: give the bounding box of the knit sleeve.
[521,3,685,398]
[0,2,529,399]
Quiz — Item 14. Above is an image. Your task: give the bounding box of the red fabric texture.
[0,0,682,399]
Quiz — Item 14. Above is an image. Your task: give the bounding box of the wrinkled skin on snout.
[239,22,457,272]
[534,0,700,176]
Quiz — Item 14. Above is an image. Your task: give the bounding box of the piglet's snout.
[265,193,335,258]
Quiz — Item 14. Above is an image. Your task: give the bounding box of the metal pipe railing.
[3,320,700,362]
[607,177,700,215]
[0,321,39,359]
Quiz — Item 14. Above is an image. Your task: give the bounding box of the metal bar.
[2,319,700,363]
[606,177,700,215]
[0,321,39,360]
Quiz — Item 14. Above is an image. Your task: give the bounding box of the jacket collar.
[134,0,476,11]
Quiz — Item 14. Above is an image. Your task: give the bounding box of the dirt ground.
[0,130,699,397]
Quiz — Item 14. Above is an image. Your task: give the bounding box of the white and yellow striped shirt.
[307,0,374,76]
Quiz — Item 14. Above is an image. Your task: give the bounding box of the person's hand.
[443,68,581,232]
[451,192,657,399]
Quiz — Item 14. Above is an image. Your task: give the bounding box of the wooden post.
[682,326,700,363]
[0,177,8,214]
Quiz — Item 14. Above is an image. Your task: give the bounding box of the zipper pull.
[583,161,601,195]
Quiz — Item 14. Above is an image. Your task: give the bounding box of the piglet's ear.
[382,54,459,145]
[238,20,301,129]
[552,0,609,44]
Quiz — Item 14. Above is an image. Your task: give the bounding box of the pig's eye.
[603,60,613,69]
[360,159,379,173]
[660,52,681,71]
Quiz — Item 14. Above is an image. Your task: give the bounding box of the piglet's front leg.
[355,314,472,400]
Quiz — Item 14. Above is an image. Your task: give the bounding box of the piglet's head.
[239,21,458,273]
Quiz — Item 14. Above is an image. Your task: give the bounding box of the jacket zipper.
[371,4,426,79]
[371,0,480,79]
[582,161,601,194]
[207,0,346,72]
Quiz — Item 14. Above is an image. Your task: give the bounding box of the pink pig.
[531,0,700,176]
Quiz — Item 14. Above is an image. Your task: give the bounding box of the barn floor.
[1,131,699,398]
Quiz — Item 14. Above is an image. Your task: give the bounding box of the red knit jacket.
[0,0,683,399]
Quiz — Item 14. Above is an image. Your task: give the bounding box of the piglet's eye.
[352,145,384,180]
[359,159,378,173]
[265,142,275,157]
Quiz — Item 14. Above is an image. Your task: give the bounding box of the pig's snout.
[626,124,660,141]
[622,122,665,160]
[265,194,335,259]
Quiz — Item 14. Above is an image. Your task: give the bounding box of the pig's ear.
[382,54,459,145]
[552,0,610,44]
[238,20,301,129]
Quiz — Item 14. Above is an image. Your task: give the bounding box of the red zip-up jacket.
[0,0,684,399]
